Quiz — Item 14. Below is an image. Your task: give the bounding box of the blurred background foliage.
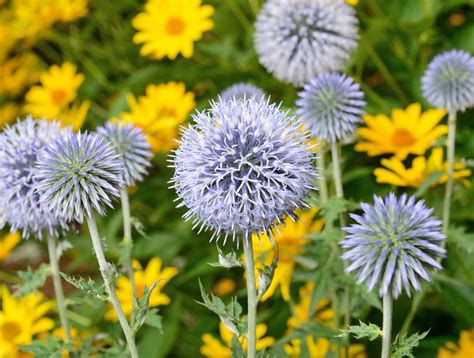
[1,0,473,357]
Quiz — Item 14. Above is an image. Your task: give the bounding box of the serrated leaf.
[14,264,51,297]
[337,321,382,341]
[320,197,351,225]
[145,308,163,334]
[209,246,242,268]
[132,281,159,333]
[21,337,74,358]
[391,330,429,358]
[198,280,246,336]
[60,273,108,301]
[231,335,246,358]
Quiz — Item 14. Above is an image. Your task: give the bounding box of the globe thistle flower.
[172,98,316,243]
[0,117,66,239]
[341,193,446,298]
[421,49,474,113]
[254,0,359,86]
[97,122,152,187]
[296,73,366,143]
[220,83,267,102]
[35,131,124,223]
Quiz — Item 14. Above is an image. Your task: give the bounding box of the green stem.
[399,290,425,335]
[243,235,257,358]
[316,144,329,205]
[442,111,457,235]
[46,234,72,343]
[86,214,138,358]
[121,189,138,327]
[330,141,351,356]
[381,291,393,358]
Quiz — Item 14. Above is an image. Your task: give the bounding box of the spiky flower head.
[296,73,366,143]
[254,0,359,87]
[97,122,152,187]
[0,117,67,239]
[220,83,267,102]
[341,193,446,298]
[172,98,316,243]
[421,49,474,113]
[35,131,124,224]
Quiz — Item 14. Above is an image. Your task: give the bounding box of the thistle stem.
[46,234,72,343]
[243,235,257,358]
[442,111,457,234]
[330,141,350,357]
[86,214,138,358]
[121,189,138,327]
[316,144,329,205]
[381,291,393,358]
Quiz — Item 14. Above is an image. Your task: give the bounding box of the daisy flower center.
[165,17,186,36]
[2,321,22,341]
[391,128,415,147]
[50,88,67,106]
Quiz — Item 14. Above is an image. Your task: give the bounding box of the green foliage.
[132,281,159,333]
[231,335,246,358]
[209,246,242,268]
[145,308,164,333]
[338,321,382,341]
[14,264,51,296]
[391,331,430,358]
[198,280,246,336]
[21,337,74,358]
[60,273,108,301]
[448,226,474,254]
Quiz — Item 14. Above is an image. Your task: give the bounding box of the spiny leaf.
[60,273,108,301]
[21,337,74,358]
[230,335,246,358]
[132,281,159,333]
[319,197,356,225]
[337,321,382,341]
[209,246,242,268]
[391,330,429,358]
[145,308,163,333]
[14,264,51,297]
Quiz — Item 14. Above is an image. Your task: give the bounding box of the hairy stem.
[381,291,393,358]
[121,189,138,327]
[243,235,257,358]
[442,111,457,235]
[317,144,329,205]
[46,234,72,343]
[86,214,138,358]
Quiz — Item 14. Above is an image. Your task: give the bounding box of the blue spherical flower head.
[254,0,359,86]
[35,131,125,224]
[172,98,317,243]
[220,83,267,102]
[296,73,366,143]
[97,122,152,187]
[421,49,474,113]
[341,193,446,298]
[0,117,67,239]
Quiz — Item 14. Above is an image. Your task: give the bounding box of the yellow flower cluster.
[133,0,214,60]
[438,329,474,358]
[356,103,471,188]
[105,257,178,321]
[113,82,196,152]
[0,286,55,357]
[0,232,21,261]
[24,62,90,130]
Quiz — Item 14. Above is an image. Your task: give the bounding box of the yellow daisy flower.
[58,100,91,131]
[0,232,21,261]
[355,103,448,160]
[0,285,55,357]
[200,322,275,358]
[105,257,178,321]
[374,147,471,188]
[284,283,366,358]
[252,208,324,302]
[25,62,84,118]
[212,278,237,296]
[113,82,195,152]
[0,53,40,96]
[0,103,21,129]
[438,329,474,358]
[346,0,359,5]
[132,0,214,60]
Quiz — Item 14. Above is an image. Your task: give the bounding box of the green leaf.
[391,331,429,358]
[414,171,443,197]
[21,337,74,358]
[198,280,246,336]
[60,273,108,301]
[209,246,242,268]
[319,197,358,225]
[448,226,474,254]
[132,281,159,333]
[118,239,133,269]
[337,321,382,341]
[14,264,51,297]
[230,335,246,358]
[145,308,163,334]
